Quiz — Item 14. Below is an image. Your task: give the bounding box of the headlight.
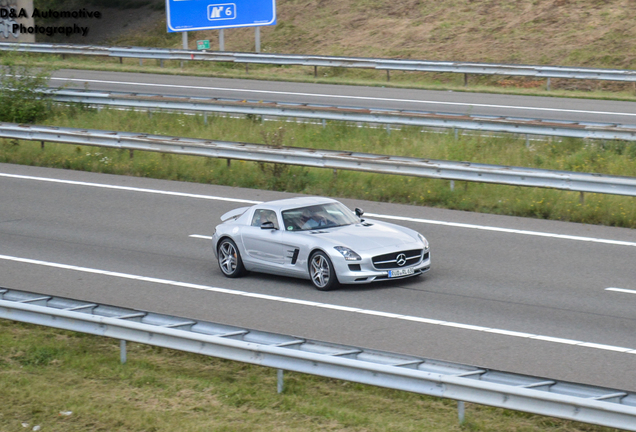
[334,246,361,261]
[418,233,429,250]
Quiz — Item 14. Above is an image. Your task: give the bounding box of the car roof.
[257,196,339,211]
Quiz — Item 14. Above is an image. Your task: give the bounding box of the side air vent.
[290,249,300,265]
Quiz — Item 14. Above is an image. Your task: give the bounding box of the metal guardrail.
[1,287,636,430]
[50,89,636,141]
[1,122,636,197]
[3,41,636,82]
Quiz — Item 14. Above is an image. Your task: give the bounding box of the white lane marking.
[3,172,635,248]
[606,287,636,294]
[189,234,214,240]
[0,172,260,204]
[1,252,635,354]
[365,213,636,248]
[192,222,636,248]
[49,76,636,118]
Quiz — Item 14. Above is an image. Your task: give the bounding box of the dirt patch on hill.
[196,0,636,69]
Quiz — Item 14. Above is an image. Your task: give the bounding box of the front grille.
[372,249,423,269]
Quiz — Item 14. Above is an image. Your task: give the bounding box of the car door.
[278,230,314,277]
[240,209,285,265]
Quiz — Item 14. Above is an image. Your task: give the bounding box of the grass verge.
[1,105,635,229]
[0,320,619,432]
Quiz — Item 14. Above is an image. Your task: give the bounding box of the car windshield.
[282,202,359,231]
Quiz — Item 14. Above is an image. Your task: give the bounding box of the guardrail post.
[386,124,391,135]
[580,191,585,205]
[277,369,284,393]
[139,58,143,66]
[458,401,465,424]
[464,73,468,87]
[547,78,551,91]
[40,141,44,150]
[526,134,530,148]
[450,180,455,191]
[314,66,318,78]
[387,70,390,82]
[160,59,164,68]
[120,340,127,364]
[204,112,208,125]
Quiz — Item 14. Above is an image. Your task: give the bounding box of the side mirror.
[355,208,364,217]
[261,221,276,230]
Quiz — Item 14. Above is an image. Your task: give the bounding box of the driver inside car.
[300,208,330,229]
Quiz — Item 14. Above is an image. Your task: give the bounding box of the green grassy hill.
[33,0,636,71]
[99,0,636,70]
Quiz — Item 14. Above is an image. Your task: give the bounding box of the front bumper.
[333,250,431,284]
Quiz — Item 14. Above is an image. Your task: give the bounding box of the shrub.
[0,52,53,123]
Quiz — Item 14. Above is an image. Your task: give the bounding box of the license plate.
[388,267,415,278]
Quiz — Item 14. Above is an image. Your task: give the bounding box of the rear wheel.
[309,251,338,291]
[218,238,246,278]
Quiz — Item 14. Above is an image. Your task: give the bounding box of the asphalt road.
[2,162,636,391]
[49,69,636,125]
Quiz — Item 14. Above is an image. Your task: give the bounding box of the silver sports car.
[212,197,431,291]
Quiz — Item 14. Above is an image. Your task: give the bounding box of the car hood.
[303,221,419,252]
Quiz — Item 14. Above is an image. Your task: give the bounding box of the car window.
[282,203,358,231]
[251,209,279,229]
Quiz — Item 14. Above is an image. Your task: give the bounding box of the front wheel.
[217,238,246,278]
[309,251,338,291]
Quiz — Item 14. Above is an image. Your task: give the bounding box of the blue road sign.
[166,0,276,32]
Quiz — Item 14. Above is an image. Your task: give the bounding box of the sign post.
[181,31,188,67]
